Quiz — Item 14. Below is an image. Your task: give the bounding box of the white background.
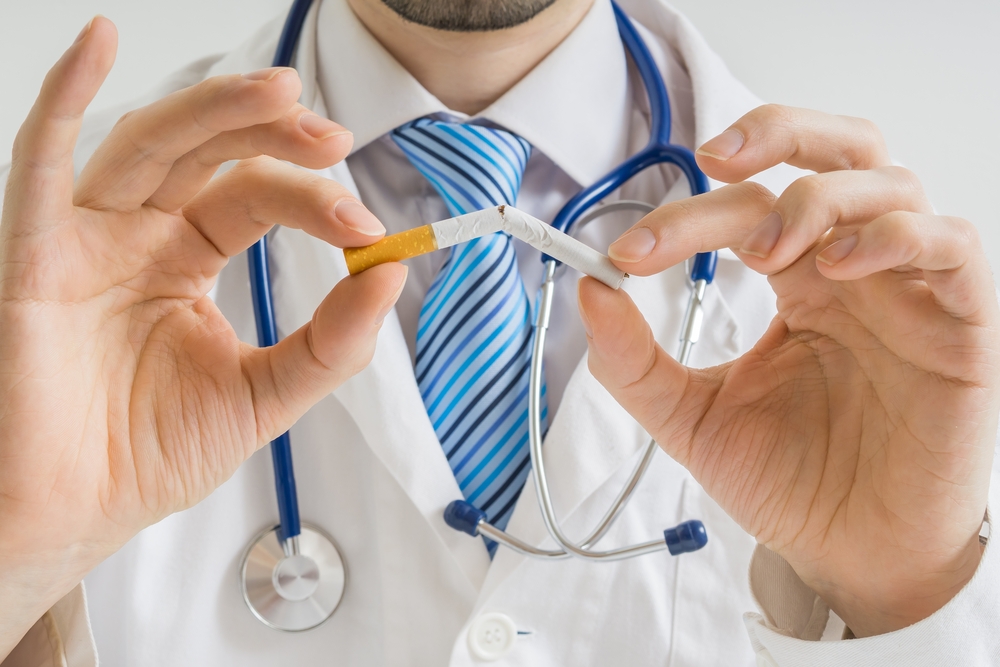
[1,0,998,272]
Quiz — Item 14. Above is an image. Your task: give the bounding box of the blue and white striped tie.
[392,118,547,554]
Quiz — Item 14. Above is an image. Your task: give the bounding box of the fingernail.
[740,211,783,258]
[817,234,859,265]
[696,128,745,161]
[299,113,349,140]
[335,200,385,237]
[375,268,408,324]
[74,16,97,44]
[242,67,290,81]
[608,227,656,263]
[578,284,594,339]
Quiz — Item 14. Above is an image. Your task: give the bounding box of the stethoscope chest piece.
[240,523,346,631]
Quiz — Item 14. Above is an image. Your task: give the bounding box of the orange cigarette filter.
[343,225,438,275]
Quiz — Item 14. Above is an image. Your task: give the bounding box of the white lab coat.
[3,1,999,666]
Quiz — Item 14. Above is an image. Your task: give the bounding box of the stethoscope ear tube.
[456,260,709,561]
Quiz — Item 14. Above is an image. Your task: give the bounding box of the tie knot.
[391,118,532,217]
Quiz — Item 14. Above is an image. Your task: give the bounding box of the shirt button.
[468,612,517,661]
[756,649,778,667]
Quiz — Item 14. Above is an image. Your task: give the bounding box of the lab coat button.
[468,612,517,661]
[756,649,778,667]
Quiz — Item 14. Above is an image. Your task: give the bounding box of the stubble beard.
[380,0,558,31]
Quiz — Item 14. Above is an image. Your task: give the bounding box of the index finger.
[3,17,116,235]
[74,68,302,212]
[607,181,775,274]
[695,105,892,183]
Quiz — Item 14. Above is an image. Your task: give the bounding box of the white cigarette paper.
[431,206,626,289]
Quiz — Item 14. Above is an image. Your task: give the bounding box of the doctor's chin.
[1,0,998,665]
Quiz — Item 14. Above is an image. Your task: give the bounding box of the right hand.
[0,17,406,653]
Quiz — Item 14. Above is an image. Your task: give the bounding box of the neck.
[346,0,595,115]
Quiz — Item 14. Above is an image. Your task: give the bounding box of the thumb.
[243,262,407,443]
[578,277,713,466]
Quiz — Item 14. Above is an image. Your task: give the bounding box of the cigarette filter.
[343,225,437,275]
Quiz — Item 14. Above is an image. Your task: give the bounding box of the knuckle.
[667,196,708,227]
[787,173,830,203]
[871,211,924,255]
[9,132,23,163]
[647,196,704,240]
[115,109,134,126]
[741,104,797,143]
[177,77,234,135]
[841,116,887,169]
[665,197,722,245]
[735,180,776,206]
[116,112,171,167]
[194,74,235,101]
[854,117,885,145]
[751,103,795,127]
[238,192,266,227]
[190,141,222,168]
[112,110,135,135]
[230,154,272,175]
[730,181,777,218]
[220,156,276,191]
[315,185,351,214]
[619,333,660,393]
[186,90,217,135]
[946,216,981,249]
[883,165,923,192]
[247,130,273,158]
[879,210,918,236]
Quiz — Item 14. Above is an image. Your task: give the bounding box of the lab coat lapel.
[266,221,490,592]
[209,5,492,591]
[330,296,494,590]
[311,11,492,590]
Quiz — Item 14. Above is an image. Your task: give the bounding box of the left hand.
[577,105,999,637]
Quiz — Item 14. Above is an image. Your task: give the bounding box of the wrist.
[815,534,984,638]
[0,526,108,658]
[0,561,79,659]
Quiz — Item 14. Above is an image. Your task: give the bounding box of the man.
[1,0,998,664]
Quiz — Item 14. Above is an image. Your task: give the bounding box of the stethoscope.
[240,0,718,632]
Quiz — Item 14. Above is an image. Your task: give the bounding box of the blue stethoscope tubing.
[242,0,718,628]
[246,0,314,548]
[553,2,717,281]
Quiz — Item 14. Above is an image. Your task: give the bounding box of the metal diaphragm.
[240,523,346,631]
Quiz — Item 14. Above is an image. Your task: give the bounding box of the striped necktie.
[392,119,547,554]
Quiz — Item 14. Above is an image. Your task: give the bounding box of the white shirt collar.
[315,0,630,186]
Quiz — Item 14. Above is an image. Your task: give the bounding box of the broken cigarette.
[343,205,626,289]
